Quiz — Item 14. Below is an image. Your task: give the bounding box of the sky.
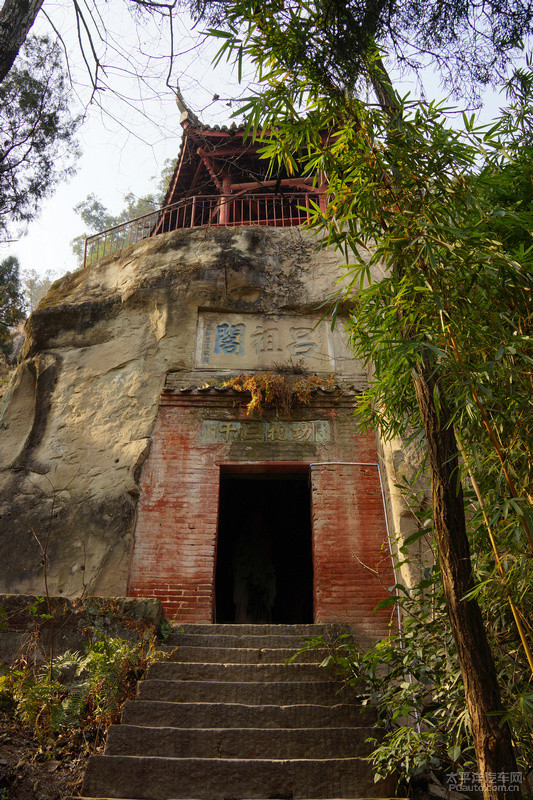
[0,0,514,282]
[2,0,245,280]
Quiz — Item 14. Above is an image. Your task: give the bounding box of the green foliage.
[0,256,24,355]
[192,0,533,101]
[0,36,80,241]
[74,194,119,233]
[158,619,173,642]
[20,268,58,313]
[70,192,159,263]
[71,158,177,263]
[157,157,178,204]
[0,634,165,753]
[304,537,533,786]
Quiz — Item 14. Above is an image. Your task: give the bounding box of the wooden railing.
[83,193,323,267]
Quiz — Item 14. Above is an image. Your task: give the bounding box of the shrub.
[0,633,165,754]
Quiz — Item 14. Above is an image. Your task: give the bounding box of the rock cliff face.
[0,226,361,598]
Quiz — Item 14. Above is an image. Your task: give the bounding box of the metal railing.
[83,192,323,267]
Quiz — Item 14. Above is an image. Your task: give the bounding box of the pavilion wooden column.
[219,176,233,225]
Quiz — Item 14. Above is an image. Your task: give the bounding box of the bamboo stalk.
[456,432,533,677]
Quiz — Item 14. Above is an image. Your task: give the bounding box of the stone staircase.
[77,623,395,800]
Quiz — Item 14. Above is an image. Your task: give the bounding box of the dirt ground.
[0,712,89,800]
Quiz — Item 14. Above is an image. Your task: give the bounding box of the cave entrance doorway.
[215,469,313,624]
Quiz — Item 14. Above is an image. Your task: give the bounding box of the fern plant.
[0,633,165,753]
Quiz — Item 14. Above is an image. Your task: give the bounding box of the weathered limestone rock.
[379,435,433,588]
[0,223,427,620]
[0,227,365,598]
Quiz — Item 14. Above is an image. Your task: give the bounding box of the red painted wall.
[128,391,395,641]
[311,463,394,641]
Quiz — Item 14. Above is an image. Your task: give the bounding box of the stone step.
[138,679,350,705]
[105,725,379,759]
[166,645,328,663]
[82,755,394,799]
[167,632,330,649]
[78,624,391,800]
[122,700,377,729]
[168,623,337,637]
[146,661,330,682]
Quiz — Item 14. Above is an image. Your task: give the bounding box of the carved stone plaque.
[200,419,331,444]
[196,312,335,371]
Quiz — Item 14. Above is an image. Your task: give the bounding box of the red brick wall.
[311,463,393,641]
[128,392,395,641]
[128,402,222,621]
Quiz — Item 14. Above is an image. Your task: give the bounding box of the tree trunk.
[0,0,44,84]
[413,357,520,798]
